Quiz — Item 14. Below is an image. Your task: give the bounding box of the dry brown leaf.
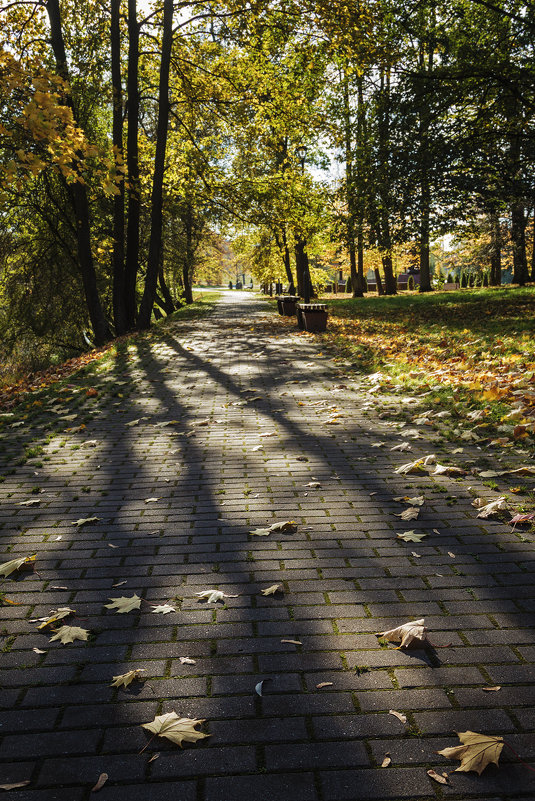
[482,685,501,692]
[377,618,427,648]
[91,773,108,792]
[32,647,46,654]
[195,589,238,603]
[261,584,282,596]
[141,711,209,748]
[179,656,196,665]
[427,769,448,784]
[316,682,333,689]
[111,668,145,688]
[148,753,160,763]
[396,507,420,521]
[281,639,302,645]
[432,464,466,476]
[249,520,297,537]
[437,731,504,774]
[0,781,30,790]
[37,607,75,630]
[388,709,407,724]
[381,755,391,768]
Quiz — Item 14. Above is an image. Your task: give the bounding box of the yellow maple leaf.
[141,711,209,748]
[437,731,503,774]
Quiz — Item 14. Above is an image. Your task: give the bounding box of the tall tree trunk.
[418,33,434,293]
[45,0,111,346]
[138,0,173,329]
[111,0,127,335]
[294,236,306,297]
[125,0,140,328]
[342,69,361,298]
[531,213,535,281]
[158,250,175,314]
[489,210,501,286]
[374,268,384,295]
[377,68,396,295]
[275,228,295,293]
[511,202,528,285]
[356,75,366,295]
[182,204,194,305]
[382,254,396,294]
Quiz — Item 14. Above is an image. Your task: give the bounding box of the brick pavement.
[0,290,534,801]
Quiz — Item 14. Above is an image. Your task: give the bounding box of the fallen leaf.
[19,499,40,506]
[104,594,142,613]
[255,680,265,696]
[249,520,297,536]
[437,730,504,774]
[396,507,420,521]
[482,685,501,692]
[390,442,412,452]
[32,647,46,654]
[388,709,407,724]
[112,580,127,587]
[377,618,427,648]
[148,753,160,763]
[81,439,98,448]
[37,607,75,630]
[427,769,448,784]
[396,531,428,542]
[145,497,160,504]
[432,464,466,476]
[0,554,36,577]
[509,512,535,526]
[281,639,302,645]
[151,603,176,614]
[411,551,422,558]
[316,682,333,689]
[381,755,392,768]
[472,496,508,518]
[261,584,282,596]
[111,668,145,687]
[90,773,108,792]
[179,656,196,665]
[49,625,89,644]
[305,481,321,488]
[141,711,209,748]
[50,585,68,590]
[447,551,456,558]
[0,781,30,790]
[72,516,100,527]
[259,431,277,438]
[195,590,238,603]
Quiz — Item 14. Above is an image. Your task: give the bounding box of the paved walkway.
[0,291,533,801]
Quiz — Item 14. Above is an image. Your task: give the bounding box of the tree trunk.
[111,0,127,335]
[531,214,535,281]
[355,74,366,296]
[489,210,501,286]
[182,204,194,305]
[374,268,384,295]
[342,69,361,298]
[382,254,397,294]
[275,228,295,293]
[158,254,175,314]
[417,35,433,293]
[138,0,173,328]
[294,236,306,296]
[45,0,111,346]
[511,202,528,285]
[125,0,140,329]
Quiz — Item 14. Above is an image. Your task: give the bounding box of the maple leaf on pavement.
[111,668,145,688]
[0,554,36,577]
[396,508,420,521]
[37,607,75,629]
[437,731,504,774]
[151,603,176,614]
[195,590,238,603]
[376,618,428,648]
[249,520,297,536]
[49,625,89,644]
[261,584,282,596]
[141,711,209,748]
[396,531,427,542]
[104,594,142,613]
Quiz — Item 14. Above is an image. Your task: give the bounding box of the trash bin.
[296,303,328,332]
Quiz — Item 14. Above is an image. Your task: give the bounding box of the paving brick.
[204,772,318,801]
[319,767,433,799]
